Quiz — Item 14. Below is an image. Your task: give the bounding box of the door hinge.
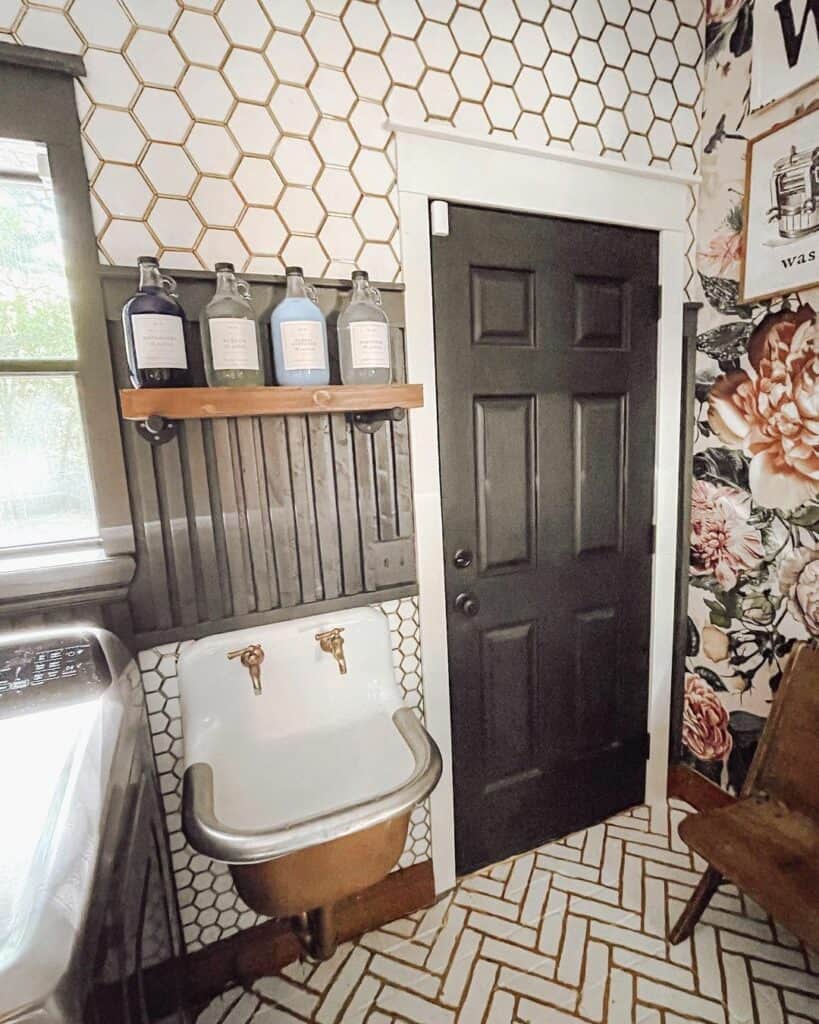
[430,199,450,237]
[655,284,663,321]
[648,523,656,554]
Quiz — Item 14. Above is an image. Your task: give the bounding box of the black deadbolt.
[453,548,473,569]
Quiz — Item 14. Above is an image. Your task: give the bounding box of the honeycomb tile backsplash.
[137,597,429,952]
[1,0,702,288]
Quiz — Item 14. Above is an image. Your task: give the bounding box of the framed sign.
[751,0,819,110]
[740,106,819,303]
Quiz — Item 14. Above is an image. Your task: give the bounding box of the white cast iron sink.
[179,607,441,864]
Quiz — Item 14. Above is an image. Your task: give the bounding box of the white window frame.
[391,121,699,893]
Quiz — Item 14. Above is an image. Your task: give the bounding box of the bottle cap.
[351,270,369,280]
[285,265,303,275]
[137,256,159,265]
[215,262,235,271]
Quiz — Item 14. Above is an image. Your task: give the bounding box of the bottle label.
[350,321,390,369]
[132,314,187,369]
[281,320,326,371]
[210,318,259,371]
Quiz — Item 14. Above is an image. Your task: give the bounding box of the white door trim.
[392,121,698,894]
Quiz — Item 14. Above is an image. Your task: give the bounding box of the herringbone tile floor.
[196,801,818,1024]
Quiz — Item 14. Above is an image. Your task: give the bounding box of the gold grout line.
[341,971,383,1024]
[200,812,809,1022]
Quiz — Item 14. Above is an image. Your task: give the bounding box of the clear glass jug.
[337,270,392,386]
[200,262,264,387]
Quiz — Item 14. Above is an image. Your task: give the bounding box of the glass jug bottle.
[122,256,189,389]
[270,267,330,387]
[337,270,391,386]
[200,262,264,387]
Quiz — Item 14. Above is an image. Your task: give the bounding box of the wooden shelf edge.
[119,383,424,421]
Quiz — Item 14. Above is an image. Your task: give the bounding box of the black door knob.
[455,592,480,616]
[453,548,473,569]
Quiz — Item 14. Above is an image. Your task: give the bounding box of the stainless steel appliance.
[0,627,187,1024]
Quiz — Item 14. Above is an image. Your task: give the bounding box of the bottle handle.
[161,274,179,298]
[305,282,319,304]
[237,280,252,301]
[367,284,383,306]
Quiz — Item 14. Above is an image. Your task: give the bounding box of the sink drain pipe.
[292,905,338,961]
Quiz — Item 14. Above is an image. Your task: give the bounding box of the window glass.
[0,133,97,551]
[0,374,97,549]
[0,137,76,360]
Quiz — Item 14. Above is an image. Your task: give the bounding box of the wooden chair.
[669,642,819,949]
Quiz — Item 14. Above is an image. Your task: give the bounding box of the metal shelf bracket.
[349,407,406,434]
[135,414,179,446]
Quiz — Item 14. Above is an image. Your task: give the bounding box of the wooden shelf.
[119,384,424,421]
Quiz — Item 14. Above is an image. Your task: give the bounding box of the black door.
[432,204,659,874]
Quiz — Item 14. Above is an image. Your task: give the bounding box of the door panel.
[481,619,538,787]
[432,204,659,874]
[573,275,632,349]
[474,396,536,574]
[573,394,625,555]
[573,605,619,741]
[471,267,534,347]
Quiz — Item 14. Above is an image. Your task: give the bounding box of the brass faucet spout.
[227,642,264,695]
[315,627,347,675]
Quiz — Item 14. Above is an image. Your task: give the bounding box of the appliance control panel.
[0,632,109,718]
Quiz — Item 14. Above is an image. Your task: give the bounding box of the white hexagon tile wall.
[1,0,703,290]
[138,598,429,952]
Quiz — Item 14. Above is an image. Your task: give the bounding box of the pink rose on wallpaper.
[706,0,743,24]
[683,674,733,761]
[708,306,819,510]
[698,226,744,280]
[779,546,819,637]
[690,479,765,590]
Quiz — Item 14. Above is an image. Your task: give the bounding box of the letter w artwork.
[752,0,819,110]
[775,0,819,66]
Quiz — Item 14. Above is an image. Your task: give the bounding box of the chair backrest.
[742,642,819,820]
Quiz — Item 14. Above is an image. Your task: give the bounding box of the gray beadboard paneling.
[102,268,416,645]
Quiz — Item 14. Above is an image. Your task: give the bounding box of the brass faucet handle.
[315,627,347,675]
[315,627,344,644]
[227,642,264,666]
[227,643,264,694]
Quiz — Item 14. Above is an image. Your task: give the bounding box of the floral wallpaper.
[682,0,819,793]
